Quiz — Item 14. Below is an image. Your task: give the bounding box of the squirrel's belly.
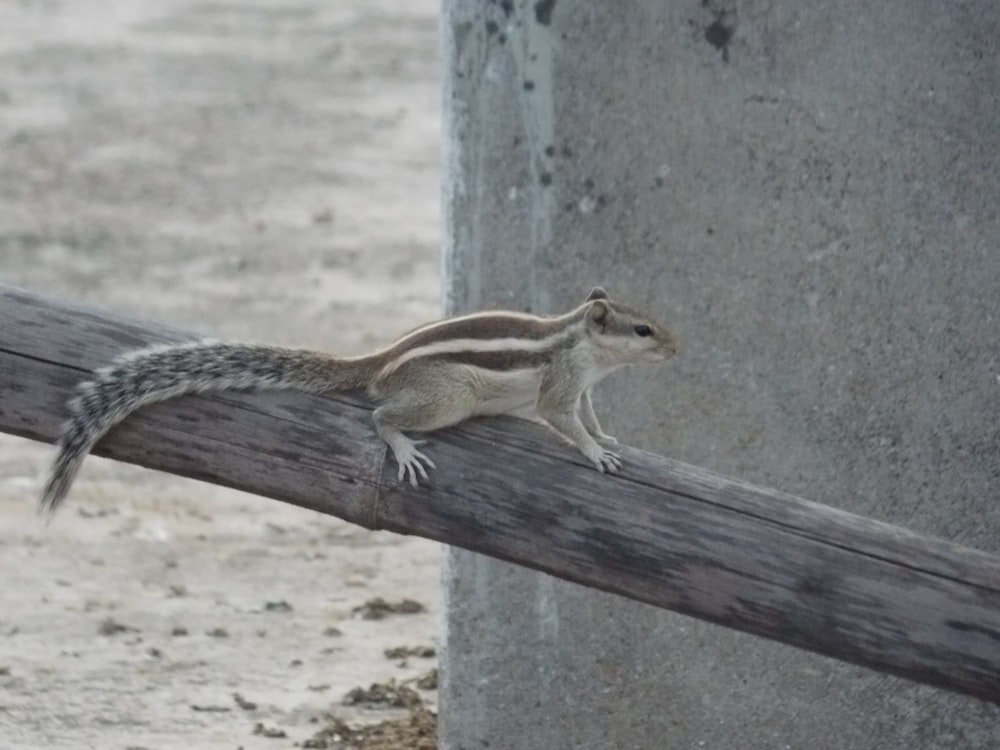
[472,366,543,416]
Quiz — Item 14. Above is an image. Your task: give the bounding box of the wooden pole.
[2,283,999,704]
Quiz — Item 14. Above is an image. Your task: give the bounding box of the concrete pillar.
[440,1,1000,747]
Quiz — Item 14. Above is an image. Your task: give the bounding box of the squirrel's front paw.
[589,448,622,474]
[595,432,619,445]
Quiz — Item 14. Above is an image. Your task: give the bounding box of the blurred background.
[1,2,443,747]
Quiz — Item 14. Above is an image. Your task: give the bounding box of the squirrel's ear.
[586,299,611,331]
[587,286,610,302]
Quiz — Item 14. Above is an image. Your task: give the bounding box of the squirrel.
[40,287,677,514]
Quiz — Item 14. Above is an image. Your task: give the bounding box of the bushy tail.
[40,341,372,516]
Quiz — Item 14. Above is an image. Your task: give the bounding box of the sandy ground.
[0,1,442,747]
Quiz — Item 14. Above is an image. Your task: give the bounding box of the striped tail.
[40,341,371,515]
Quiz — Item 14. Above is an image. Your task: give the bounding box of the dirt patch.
[305,706,437,750]
[342,680,425,710]
[352,598,427,621]
[383,645,436,660]
[307,680,437,749]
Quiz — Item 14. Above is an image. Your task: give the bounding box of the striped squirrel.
[40,287,677,514]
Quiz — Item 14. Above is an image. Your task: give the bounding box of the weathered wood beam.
[2,283,999,704]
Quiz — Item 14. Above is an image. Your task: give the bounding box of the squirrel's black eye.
[634,324,653,337]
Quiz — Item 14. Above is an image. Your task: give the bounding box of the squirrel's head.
[583,287,678,364]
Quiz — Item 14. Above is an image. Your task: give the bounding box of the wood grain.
[2,283,999,704]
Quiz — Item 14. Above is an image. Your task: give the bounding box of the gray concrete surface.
[440,1,999,748]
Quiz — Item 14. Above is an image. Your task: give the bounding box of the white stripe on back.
[378,332,573,378]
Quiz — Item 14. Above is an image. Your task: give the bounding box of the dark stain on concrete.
[704,14,734,62]
[534,0,556,26]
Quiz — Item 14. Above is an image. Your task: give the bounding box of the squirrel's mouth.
[647,346,676,361]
